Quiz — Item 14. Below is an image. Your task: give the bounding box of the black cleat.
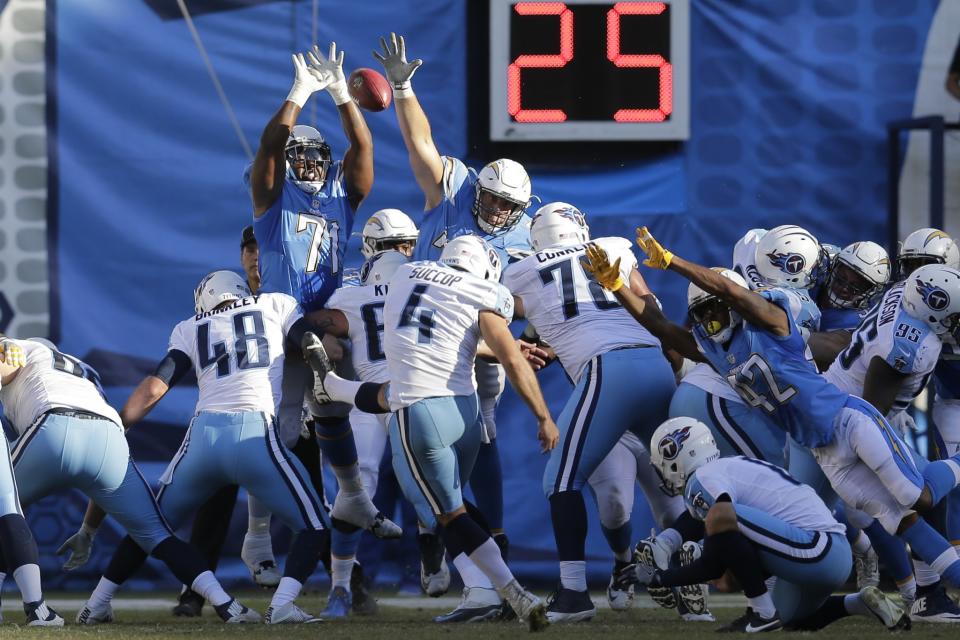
[301,331,333,404]
[172,588,204,617]
[545,585,597,623]
[351,562,379,615]
[717,607,782,633]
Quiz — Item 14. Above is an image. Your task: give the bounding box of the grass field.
[0,592,938,639]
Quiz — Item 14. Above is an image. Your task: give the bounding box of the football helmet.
[901,264,960,343]
[687,268,749,344]
[360,250,408,285]
[826,241,891,309]
[650,418,719,497]
[896,228,960,279]
[472,159,531,234]
[286,125,332,194]
[529,202,590,251]
[361,208,419,259]
[439,235,502,282]
[194,271,251,314]
[754,225,821,289]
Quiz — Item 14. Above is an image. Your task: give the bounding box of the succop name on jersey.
[408,266,464,287]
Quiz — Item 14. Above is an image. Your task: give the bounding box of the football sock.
[87,578,119,609]
[284,530,324,582]
[560,560,587,592]
[899,517,960,587]
[601,523,634,562]
[269,577,302,609]
[315,418,359,470]
[190,570,230,607]
[12,564,41,604]
[103,536,148,585]
[470,440,504,532]
[453,553,495,590]
[549,491,588,561]
[331,556,354,591]
[864,521,913,585]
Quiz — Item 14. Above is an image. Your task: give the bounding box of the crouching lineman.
[0,335,258,624]
[631,417,908,631]
[302,235,559,631]
[73,272,334,624]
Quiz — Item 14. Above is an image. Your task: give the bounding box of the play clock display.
[490,0,689,140]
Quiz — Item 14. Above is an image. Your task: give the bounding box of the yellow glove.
[0,341,26,368]
[581,243,624,292]
[636,226,673,269]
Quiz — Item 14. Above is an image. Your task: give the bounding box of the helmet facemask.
[826,261,879,309]
[897,254,942,281]
[472,185,527,234]
[285,139,332,194]
[689,296,737,344]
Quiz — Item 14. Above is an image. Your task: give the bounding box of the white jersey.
[502,236,660,383]
[732,228,767,291]
[685,456,844,535]
[383,261,513,410]
[168,292,301,416]
[680,362,743,402]
[0,339,121,433]
[325,282,390,384]
[825,282,941,416]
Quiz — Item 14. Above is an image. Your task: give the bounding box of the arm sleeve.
[478,282,515,319]
[152,350,192,387]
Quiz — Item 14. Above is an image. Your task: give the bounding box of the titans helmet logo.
[915,278,950,311]
[766,251,806,275]
[556,206,586,228]
[658,427,692,461]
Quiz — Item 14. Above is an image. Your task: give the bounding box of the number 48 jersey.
[502,236,660,383]
[167,292,302,416]
[325,282,390,384]
[825,281,941,416]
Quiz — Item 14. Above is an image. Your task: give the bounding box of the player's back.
[503,236,660,382]
[825,282,941,415]
[0,339,120,433]
[168,292,301,416]
[383,261,514,410]
[326,281,390,384]
[254,163,353,311]
[685,456,844,535]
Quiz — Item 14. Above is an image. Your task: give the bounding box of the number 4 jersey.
[383,261,514,411]
[167,292,302,416]
[502,236,660,383]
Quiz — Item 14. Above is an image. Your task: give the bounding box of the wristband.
[286,83,313,109]
[393,83,414,99]
[327,81,351,106]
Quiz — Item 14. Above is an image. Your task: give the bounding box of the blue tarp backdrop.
[37,0,939,589]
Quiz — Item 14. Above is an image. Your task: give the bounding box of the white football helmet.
[687,268,749,344]
[826,241,891,309]
[286,124,332,194]
[901,264,960,343]
[27,337,58,351]
[896,228,960,279]
[439,235,502,282]
[529,202,590,251]
[473,159,531,234]
[361,208,419,259]
[359,250,408,285]
[754,225,821,289]
[194,271,251,314]
[650,418,719,497]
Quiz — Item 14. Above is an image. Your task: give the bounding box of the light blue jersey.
[254,162,354,312]
[695,288,846,448]
[413,157,533,269]
[819,306,865,331]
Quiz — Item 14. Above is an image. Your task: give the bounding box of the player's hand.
[306,43,350,106]
[373,32,422,94]
[0,341,26,368]
[56,525,97,571]
[580,243,624,292]
[517,340,548,370]
[636,226,674,270]
[537,417,559,453]
[287,51,329,108]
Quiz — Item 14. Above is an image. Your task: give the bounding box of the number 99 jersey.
[325,282,390,385]
[825,282,941,416]
[0,339,120,433]
[383,261,514,411]
[167,292,302,416]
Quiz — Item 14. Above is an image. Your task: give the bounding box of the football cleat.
[607,560,636,611]
[319,586,352,620]
[265,601,321,624]
[25,601,63,627]
[172,588,204,617]
[351,562,379,615]
[215,598,261,623]
[545,585,597,623]
[76,601,114,625]
[331,490,402,538]
[497,579,549,632]
[717,607,782,633]
[241,532,281,588]
[677,541,714,621]
[301,332,333,404]
[419,532,451,597]
[434,587,503,623]
[910,585,960,623]
[634,530,676,608]
[860,586,910,630]
[853,545,880,590]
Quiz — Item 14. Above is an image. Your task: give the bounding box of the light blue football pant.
[390,394,482,520]
[155,411,327,532]
[11,412,172,553]
[0,438,23,517]
[669,383,787,467]
[544,346,675,497]
[735,504,851,624]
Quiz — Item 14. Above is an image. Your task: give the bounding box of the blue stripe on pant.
[544,347,675,498]
[155,411,327,532]
[12,413,172,553]
[669,382,786,467]
[389,394,481,519]
[734,504,851,624]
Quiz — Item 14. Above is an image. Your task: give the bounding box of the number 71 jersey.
[168,292,302,416]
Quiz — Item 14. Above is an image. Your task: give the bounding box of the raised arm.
[636,227,790,337]
[374,33,444,209]
[120,349,191,428]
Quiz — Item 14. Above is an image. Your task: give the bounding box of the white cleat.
[215,598,261,623]
[265,601,322,624]
[26,601,64,627]
[854,546,880,590]
[331,490,402,538]
[677,541,715,622]
[419,532,451,597]
[606,560,635,611]
[241,532,281,588]
[433,587,503,623]
[860,586,910,630]
[497,579,549,632]
[76,602,114,625]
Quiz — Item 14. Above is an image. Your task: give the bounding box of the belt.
[46,407,110,421]
[610,344,655,352]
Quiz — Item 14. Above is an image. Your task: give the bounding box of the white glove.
[373,32,422,98]
[287,51,328,108]
[57,524,97,571]
[307,43,350,106]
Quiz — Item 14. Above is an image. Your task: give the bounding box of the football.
[348,68,392,112]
